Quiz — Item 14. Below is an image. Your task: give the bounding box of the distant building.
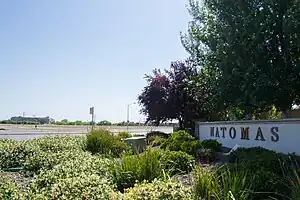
[10,116,55,124]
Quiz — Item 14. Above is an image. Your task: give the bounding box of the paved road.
[0,125,173,140]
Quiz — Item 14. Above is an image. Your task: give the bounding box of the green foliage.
[24,150,89,173]
[111,148,195,192]
[228,147,298,199]
[0,178,25,200]
[0,140,37,169]
[161,130,202,156]
[86,130,131,157]
[117,132,132,139]
[192,165,253,200]
[97,120,112,126]
[0,136,86,171]
[149,135,166,146]
[110,148,163,192]
[201,139,222,152]
[229,147,296,175]
[196,148,217,163]
[29,175,116,200]
[286,168,300,200]
[160,150,194,175]
[182,0,300,116]
[2,133,300,200]
[29,136,86,152]
[122,179,192,200]
[33,154,112,189]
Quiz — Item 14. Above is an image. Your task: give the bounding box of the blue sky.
[0,0,190,123]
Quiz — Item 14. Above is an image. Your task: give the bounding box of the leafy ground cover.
[0,130,300,200]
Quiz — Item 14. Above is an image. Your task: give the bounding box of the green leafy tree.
[182,0,300,117]
[97,120,112,126]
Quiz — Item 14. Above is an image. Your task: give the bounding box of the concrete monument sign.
[196,119,300,154]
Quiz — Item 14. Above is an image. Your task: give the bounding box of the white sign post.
[196,119,300,155]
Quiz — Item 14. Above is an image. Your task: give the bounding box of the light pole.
[126,102,135,132]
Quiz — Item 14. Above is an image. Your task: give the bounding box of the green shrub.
[192,165,253,200]
[33,154,113,189]
[229,147,295,176]
[122,179,192,200]
[192,165,216,199]
[224,163,286,199]
[110,148,163,192]
[286,168,300,200]
[29,136,86,152]
[149,136,166,147]
[160,150,194,175]
[196,148,217,163]
[117,132,132,139]
[228,147,298,199]
[201,139,222,152]
[160,130,201,156]
[170,130,195,142]
[86,130,131,157]
[146,131,170,144]
[0,178,24,200]
[0,137,87,170]
[23,150,90,173]
[30,175,116,200]
[0,140,37,169]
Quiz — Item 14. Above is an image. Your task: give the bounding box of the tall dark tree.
[138,69,171,125]
[182,0,300,117]
[138,61,206,129]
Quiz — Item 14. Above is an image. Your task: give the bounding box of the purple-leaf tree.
[138,60,202,129]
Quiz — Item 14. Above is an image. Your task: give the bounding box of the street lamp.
[126,102,135,132]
